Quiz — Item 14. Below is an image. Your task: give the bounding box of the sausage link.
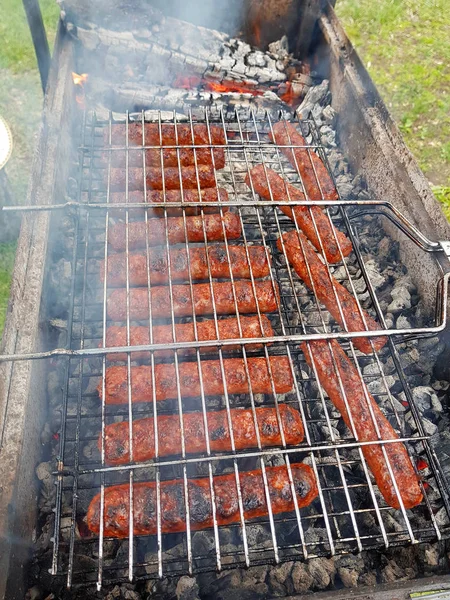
[245,165,351,263]
[102,404,304,465]
[108,187,229,216]
[301,339,422,509]
[86,463,318,537]
[107,280,279,321]
[277,230,386,354]
[269,122,338,200]
[104,315,274,360]
[99,356,293,404]
[105,123,226,148]
[108,164,217,191]
[108,212,242,252]
[105,146,225,170]
[102,245,271,287]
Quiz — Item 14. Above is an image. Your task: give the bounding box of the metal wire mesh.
[50,109,450,588]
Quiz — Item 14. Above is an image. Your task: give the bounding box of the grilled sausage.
[245,165,351,263]
[277,230,386,354]
[107,280,279,321]
[99,356,293,404]
[86,463,318,538]
[105,123,226,148]
[108,187,229,216]
[104,146,225,170]
[103,315,274,360]
[269,122,338,200]
[102,404,304,465]
[108,212,242,252]
[301,339,422,509]
[102,245,271,287]
[107,164,217,192]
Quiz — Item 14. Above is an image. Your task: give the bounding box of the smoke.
[149,0,247,35]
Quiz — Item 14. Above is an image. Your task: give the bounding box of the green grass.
[0,0,59,72]
[0,0,59,336]
[0,242,17,333]
[336,0,450,188]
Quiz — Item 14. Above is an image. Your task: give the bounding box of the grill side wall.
[0,24,76,600]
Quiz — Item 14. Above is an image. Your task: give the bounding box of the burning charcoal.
[307,557,336,590]
[411,386,437,412]
[296,80,330,119]
[290,562,313,593]
[366,376,395,395]
[387,287,412,313]
[240,565,269,594]
[319,125,336,148]
[175,576,200,600]
[421,417,438,437]
[322,105,336,126]
[381,558,417,583]
[268,36,289,60]
[335,555,366,588]
[268,562,293,596]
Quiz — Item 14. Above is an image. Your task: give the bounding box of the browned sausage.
[103,315,274,360]
[99,356,294,404]
[105,122,226,148]
[301,339,422,509]
[277,230,386,354]
[269,122,338,200]
[245,165,352,263]
[102,245,271,287]
[107,280,279,321]
[108,187,229,216]
[86,463,318,538]
[108,212,242,252]
[102,404,304,465]
[107,164,217,191]
[104,146,225,169]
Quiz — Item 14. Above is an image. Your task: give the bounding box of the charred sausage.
[245,165,351,263]
[104,146,225,170]
[108,187,229,216]
[86,463,318,538]
[103,315,274,360]
[102,404,304,465]
[107,164,217,192]
[108,212,242,252]
[99,356,293,404]
[301,339,423,509]
[105,122,226,148]
[107,280,279,321]
[102,245,271,287]
[277,230,386,354]
[269,122,338,200]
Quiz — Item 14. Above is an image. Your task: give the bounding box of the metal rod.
[22,0,51,92]
[48,109,450,586]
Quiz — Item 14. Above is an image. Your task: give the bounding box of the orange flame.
[205,80,263,96]
[72,72,88,86]
[72,72,88,108]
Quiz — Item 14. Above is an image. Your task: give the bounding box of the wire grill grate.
[50,109,450,588]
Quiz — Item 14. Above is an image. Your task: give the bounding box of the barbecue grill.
[2,2,450,599]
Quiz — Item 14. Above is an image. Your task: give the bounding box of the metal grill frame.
[22,108,450,588]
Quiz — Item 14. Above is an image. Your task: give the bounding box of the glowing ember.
[173,74,202,89]
[72,72,88,108]
[204,80,263,96]
[416,459,429,471]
